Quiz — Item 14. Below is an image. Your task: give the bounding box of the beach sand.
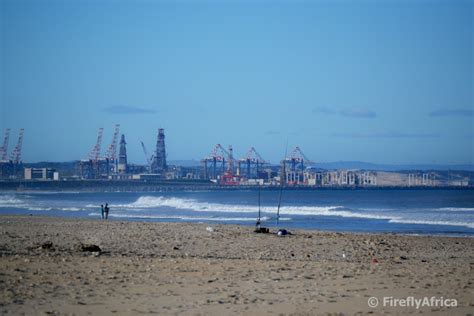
[0,215,473,315]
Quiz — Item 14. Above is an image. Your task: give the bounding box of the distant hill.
[168,160,201,167]
[168,160,474,171]
[313,161,474,171]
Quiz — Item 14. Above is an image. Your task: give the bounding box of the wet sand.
[0,215,473,315]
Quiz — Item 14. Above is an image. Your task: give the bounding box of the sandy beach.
[0,215,473,315]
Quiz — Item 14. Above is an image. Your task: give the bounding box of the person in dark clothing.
[101,204,104,219]
[104,203,110,220]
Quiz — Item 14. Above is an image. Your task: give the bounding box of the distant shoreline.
[0,179,473,192]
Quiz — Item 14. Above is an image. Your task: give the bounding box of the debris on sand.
[75,243,101,253]
[38,241,54,250]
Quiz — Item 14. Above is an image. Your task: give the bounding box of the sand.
[0,215,473,315]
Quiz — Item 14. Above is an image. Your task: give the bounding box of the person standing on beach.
[104,203,109,220]
[101,204,104,219]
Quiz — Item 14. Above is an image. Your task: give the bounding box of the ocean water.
[0,189,473,236]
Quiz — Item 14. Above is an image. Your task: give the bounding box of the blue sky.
[1,0,472,165]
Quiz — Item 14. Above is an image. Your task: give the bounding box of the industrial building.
[24,168,58,180]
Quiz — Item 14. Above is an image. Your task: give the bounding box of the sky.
[1,0,473,165]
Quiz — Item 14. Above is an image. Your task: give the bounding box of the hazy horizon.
[1,0,472,165]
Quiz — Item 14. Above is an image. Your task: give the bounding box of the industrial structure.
[1,124,470,187]
[200,144,275,185]
[79,125,121,179]
[281,146,314,185]
[0,128,25,179]
[237,147,267,180]
[139,128,167,178]
[24,168,58,180]
[150,128,167,175]
[201,144,236,183]
[117,134,128,174]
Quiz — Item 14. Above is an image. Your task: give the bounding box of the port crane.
[10,128,25,164]
[140,141,154,173]
[105,124,120,173]
[201,144,236,181]
[0,128,11,161]
[280,146,315,185]
[238,147,267,179]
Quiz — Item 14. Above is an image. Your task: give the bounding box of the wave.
[0,195,25,207]
[85,204,106,209]
[112,196,344,213]
[26,207,82,212]
[27,207,53,211]
[59,207,82,211]
[111,196,402,221]
[109,196,474,229]
[437,207,474,212]
[389,219,474,229]
[87,213,286,222]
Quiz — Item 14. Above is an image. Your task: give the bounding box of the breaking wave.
[108,196,474,229]
[1,194,473,231]
[437,207,474,212]
[87,213,280,222]
[0,195,26,207]
[389,219,474,229]
[26,207,82,212]
[112,196,350,215]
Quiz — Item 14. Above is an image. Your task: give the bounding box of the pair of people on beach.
[101,203,110,220]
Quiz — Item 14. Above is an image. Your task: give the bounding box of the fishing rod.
[257,184,261,226]
[276,139,288,226]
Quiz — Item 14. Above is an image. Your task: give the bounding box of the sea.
[0,189,473,236]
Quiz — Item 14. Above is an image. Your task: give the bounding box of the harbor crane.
[280,146,314,185]
[80,128,104,179]
[201,144,235,180]
[10,128,24,164]
[282,146,314,172]
[140,141,154,173]
[105,124,120,173]
[0,128,11,161]
[238,147,267,179]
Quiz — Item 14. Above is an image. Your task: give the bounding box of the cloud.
[103,105,156,114]
[430,109,473,117]
[340,109,376,118]
[313,107,376,118]
[332,131,440,139]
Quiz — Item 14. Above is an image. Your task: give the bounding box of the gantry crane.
[281,146,314,185]
[201,144,235,181]
[238,147,267,179]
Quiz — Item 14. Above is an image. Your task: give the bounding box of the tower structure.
[10,128,25,164]
[105,124,120,174]
[151,128,167,174]
[117,134,128,174]
[0,128,11,161]
[281,146,314,185]
[238,147,267,179]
